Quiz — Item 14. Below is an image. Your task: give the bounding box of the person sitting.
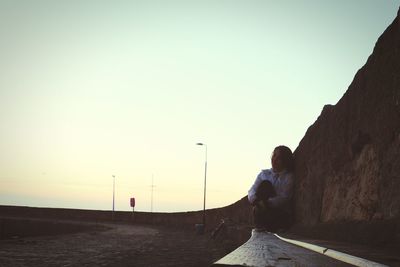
[248,145,295,232]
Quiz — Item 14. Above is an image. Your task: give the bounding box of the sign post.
[130,197,135,221]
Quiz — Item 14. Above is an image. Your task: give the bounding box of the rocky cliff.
[293,8,400,232]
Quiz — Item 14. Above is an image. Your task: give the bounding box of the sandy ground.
[0,221,238,267]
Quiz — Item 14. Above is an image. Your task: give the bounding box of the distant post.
[150,175,155,212]
[196,142,207,233]
[112,175,116,221]
[130,197,135,221]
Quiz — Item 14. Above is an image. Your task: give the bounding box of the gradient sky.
[1,1,399,212]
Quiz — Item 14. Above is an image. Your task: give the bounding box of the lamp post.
[112,175,115,220]
[196,142,207,228]
[150,174,155,213]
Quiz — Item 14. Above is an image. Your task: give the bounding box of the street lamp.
[112,175,115,220]
[196,142,207,229]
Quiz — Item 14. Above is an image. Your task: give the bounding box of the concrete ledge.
[213,230,353,266]
[275,234,388,267]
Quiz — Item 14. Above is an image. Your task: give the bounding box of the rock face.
[293,9,400,226]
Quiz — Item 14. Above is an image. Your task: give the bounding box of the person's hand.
[256,199,268,210]
[250,196,259,206]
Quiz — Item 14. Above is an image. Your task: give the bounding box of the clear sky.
[1,1,399,212]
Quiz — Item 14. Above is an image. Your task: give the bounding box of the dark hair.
[275,145,294,172]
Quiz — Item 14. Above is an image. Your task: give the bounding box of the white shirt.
[248,168,294,209]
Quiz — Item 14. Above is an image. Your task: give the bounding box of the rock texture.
[293,8,400,227]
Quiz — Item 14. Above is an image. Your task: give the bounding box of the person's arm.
[248,172,263,205]
[267,174,294,208]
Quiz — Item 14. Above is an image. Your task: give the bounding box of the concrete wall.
[0,196,252,233]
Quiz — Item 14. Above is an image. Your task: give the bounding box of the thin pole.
[112,175,115,220]
[203,145,207,227]
[196,142,208,231]
[151,174,155,212]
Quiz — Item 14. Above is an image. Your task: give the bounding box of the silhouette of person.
[248,145,295,232]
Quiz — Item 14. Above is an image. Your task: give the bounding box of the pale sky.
[1,1,399,212]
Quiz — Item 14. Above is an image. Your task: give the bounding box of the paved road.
[0,220,235,267]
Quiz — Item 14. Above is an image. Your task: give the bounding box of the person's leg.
[253,181,276,230]
[274,209,293,231]
[253,181,294,232]
[265,208,293,232]
[255,181,275,202]
[253,206,274,230]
